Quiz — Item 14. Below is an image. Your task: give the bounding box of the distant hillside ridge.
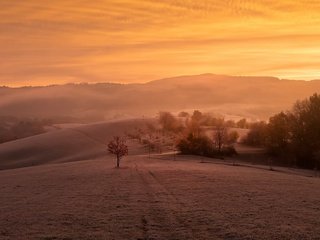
[1,73,319,122]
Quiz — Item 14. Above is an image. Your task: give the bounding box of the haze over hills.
[0,119,148,170]
[1,74,320,122]
[1,74,320,239]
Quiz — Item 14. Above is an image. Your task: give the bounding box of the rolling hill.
[0,119,148,170]
[1,74,320,122]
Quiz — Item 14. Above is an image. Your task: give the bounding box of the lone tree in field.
[108,136,128,168]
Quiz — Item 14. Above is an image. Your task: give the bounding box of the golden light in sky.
[1,0,320,86]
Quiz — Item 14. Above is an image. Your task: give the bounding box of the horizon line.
[2,73,319,89]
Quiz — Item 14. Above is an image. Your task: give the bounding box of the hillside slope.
[0,119,147,170]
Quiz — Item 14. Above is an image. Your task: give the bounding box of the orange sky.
[1,1,320,86]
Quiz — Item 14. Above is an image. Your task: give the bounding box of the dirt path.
[134,163,196,240]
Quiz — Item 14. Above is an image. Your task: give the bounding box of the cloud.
[1,0,320,86]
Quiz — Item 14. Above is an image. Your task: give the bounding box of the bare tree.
[108,136,128,168]
[213,124,228,153]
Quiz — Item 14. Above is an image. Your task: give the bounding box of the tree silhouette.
[159,111,182,133]
[244,93,320,169]
[290,93,320,168]
[108,136,128,168]
[213,124,227,153]
[266,112,291,156]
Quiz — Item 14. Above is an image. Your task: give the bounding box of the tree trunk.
[116,156,120,168]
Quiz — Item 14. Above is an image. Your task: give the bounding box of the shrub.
[176,133,237,158]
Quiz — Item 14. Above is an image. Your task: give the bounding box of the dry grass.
[1,155,320,240]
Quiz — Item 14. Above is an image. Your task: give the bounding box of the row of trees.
[159,110,246,133]
[243,93,320,169]
[177,110,250,129]
[109,94,320,169]
[159,110,239,158]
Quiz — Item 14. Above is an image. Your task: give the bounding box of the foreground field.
[1,154,320,240]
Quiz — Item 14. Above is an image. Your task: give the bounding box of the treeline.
[125,122,169,155]
[0,117,50,144]
[176,111,251,129]
[243,93,320,169]
[158,110,239,158]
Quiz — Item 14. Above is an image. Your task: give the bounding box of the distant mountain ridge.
[1,74,320,122]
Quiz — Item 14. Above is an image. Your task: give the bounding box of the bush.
[177,133,212,156]
[242,121,268,147]
[176,133,237,158]
[159,111,183,133]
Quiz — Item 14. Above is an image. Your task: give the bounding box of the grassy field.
[0,120,320,239]
[1,153,320,240]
